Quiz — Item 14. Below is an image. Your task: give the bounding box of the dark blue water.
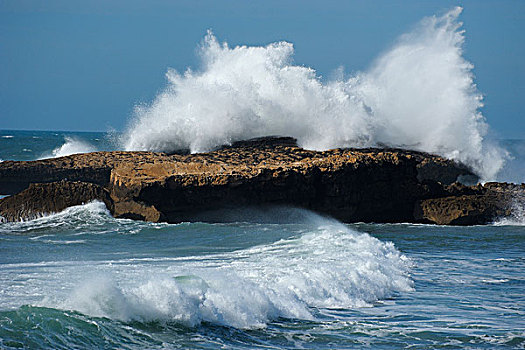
[0,131,524,349]
[0,130,116,161]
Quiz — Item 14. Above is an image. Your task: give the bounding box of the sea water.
[1,7,524,348]
[0,130,524,349]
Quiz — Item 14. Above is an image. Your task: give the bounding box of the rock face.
[0,137,521,225]
[0,181,113,222]
[414,182,525,225]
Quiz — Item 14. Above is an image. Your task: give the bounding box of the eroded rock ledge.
[0,137,522,225]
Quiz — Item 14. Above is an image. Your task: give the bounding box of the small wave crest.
[58,216,413,329]
[40,136,97,159]
[0,201,112,234]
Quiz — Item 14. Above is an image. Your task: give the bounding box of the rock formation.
[0,137,522,225]
[0,181,113,222]
[414,182,524,225]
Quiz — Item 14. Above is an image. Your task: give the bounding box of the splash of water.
[40,136,97,159]
[0,201,112,234]
[494,194,525,226]
[122,7,506,180]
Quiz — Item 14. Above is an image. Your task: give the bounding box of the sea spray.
[39,136,96,159]
[495,193,525,226]
[122,7,507,180]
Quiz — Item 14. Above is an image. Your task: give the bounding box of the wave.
[1,203,412,329]
[0,306,150,349]
[54,214,412,329]
[122,7,506,180]
[39,136,97,159]
[0,201,113,234]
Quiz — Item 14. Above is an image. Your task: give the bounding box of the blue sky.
[1,0,524,138]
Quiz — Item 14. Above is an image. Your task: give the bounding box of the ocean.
[0,130,524,349]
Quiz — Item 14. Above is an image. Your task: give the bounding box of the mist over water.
[122,7,506,180]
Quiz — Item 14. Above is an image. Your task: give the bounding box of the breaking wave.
[27,212,413,329]
[0,201,113,234]
[61,227,411,328]
[1,203,412,329]
[122,7,506,180]
[40,136,97,159]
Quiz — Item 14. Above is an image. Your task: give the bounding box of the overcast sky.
[1,0,524,138]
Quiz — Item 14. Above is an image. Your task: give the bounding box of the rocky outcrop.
[414,182,525,225]
[0,137,521,225]
[0,181,113,222]
[0,153,113,195]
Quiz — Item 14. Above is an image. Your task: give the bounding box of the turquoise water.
[0,131,524,349]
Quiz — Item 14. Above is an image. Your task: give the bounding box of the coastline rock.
[0,181,113,222]
[0,153,115,195]
[0,137,521,225]
[414,182,525,225]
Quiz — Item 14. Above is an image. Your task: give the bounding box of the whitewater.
[21,8,513,182]
[122,7,505,181]
[1,7,524,349]
[0,195,523,348]
[0,203,412,329]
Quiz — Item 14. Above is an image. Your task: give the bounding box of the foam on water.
[22,210,413,329]
[1,203,524,348]
[39,136,97,159]
[0,201,112,234]
[122,7,506,180]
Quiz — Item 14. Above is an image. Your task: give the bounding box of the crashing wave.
[122,7,507,180]
[56,213,412,329]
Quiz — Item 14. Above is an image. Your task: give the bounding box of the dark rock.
[416,156,478,185]
[0,181,113,222]
[414,183,524,225]
[0,153,113,195]
[0,137,519,225]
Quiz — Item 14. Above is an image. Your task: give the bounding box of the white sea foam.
[1,204,412,327]
[40,136,97,159]
[42,239,87,245]
[58,215,413,329]
[481,279,509,284]
[0,201,112,234]
[122,7,506,180]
